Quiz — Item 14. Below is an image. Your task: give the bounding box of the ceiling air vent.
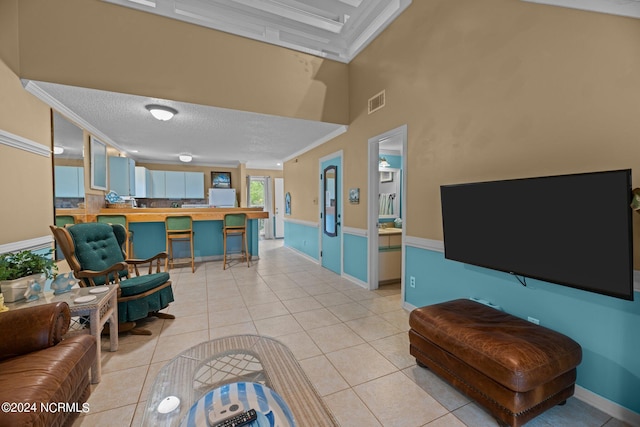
[368,90,385,114]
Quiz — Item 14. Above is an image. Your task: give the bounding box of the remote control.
[211,409,257,427]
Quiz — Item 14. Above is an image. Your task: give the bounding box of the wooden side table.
[6,284,119,384]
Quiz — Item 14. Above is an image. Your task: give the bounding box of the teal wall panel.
[344,233,367,282]
[284,222,319,260]
[405,245,640,414]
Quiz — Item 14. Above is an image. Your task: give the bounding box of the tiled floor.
[73,240,629,427]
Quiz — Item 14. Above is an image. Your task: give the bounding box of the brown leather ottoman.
[409,299,582,427]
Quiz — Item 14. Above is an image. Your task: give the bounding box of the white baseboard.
[574,385,640,425]
[342,272,368,289]
[282,245,319,264]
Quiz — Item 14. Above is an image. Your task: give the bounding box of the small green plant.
[0,250,58,281]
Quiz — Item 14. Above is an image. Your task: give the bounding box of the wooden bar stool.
[223,213,249,269]
[165,215,195,273]
[97,214,134,258]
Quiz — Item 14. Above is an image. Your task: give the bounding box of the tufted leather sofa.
[409,299,582,427]
[0,302,96,427]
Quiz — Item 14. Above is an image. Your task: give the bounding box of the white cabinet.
[134,167,152,198]
[109,157,136,196]
[54,166,84,197]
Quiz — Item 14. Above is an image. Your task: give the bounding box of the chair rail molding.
[0,236,54,254]
[283,218,318,228]
[0,128,50,157]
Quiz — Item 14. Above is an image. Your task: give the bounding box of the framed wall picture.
[380,171,393,183]
[211,171,231,188]
[90,136,107,190]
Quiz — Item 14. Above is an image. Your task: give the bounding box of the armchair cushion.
[68,223,128,285]
[120,272,170,296]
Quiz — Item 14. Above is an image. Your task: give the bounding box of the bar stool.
[97,214,134,258]
[55,215,76,228]
[165,215,195,273]
[223,213,249,269]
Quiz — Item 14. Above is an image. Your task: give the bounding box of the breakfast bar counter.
[88,207,268,223]
[90,207,269,262]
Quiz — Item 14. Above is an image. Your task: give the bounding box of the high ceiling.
[30,0,411,169]
[102,0,412,63]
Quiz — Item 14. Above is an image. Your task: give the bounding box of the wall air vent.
[368,90,385,114]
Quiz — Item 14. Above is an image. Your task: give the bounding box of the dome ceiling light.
[146,104,178,121]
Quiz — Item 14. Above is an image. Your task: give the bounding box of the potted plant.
[0,250,57,302]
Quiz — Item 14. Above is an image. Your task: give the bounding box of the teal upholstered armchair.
[50,222,175,335]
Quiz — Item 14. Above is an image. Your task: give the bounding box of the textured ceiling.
[34,80,346,169]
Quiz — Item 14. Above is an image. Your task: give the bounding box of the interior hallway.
[73,240,628,426]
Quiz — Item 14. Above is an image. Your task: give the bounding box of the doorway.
[320,152,343,275]
[247,176,272,239]
[367,125,407,290]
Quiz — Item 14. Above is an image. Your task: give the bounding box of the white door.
[274,178,285,238]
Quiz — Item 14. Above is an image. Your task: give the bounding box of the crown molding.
[22,80,129,156]
[0,128,50,157]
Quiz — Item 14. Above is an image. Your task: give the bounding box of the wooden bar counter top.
[88,207,269,223]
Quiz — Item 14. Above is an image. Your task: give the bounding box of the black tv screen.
[440,169,634,300]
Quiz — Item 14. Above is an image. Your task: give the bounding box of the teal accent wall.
[130,219,258,260]
[344,233,368,283]
[284,221,319,260]
[405,245,640,414]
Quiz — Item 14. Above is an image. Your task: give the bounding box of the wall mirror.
[90,136,107,190]
[324,165,338,237]
[53,112,85,207]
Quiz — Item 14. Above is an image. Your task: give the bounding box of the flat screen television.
[440,169,634,300]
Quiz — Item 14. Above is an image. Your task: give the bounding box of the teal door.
[321,156,341,274]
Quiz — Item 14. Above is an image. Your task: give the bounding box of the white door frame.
[274,177,285,238]
[319,150,344,275]
[367,125,407,291]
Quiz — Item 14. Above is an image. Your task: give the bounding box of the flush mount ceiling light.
[145,104,178,121]
[179,154,193,163]
[53,146,64,155]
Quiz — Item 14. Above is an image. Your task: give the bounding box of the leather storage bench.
[409,299,582,427]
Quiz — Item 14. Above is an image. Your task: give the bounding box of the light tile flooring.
[72,240,628,427]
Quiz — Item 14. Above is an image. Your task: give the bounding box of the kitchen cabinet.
[134,167,152,198]
[165,171,185,199]
[185,172,205,198]
[109,157,136,196]
[146,170,205,199]
[150,170,166,198]
[55,166,84,198]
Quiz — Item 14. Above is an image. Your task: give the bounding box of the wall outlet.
[409,276,416,288]
[527,316,540,325]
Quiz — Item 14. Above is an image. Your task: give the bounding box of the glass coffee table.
[142,334,338,427]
